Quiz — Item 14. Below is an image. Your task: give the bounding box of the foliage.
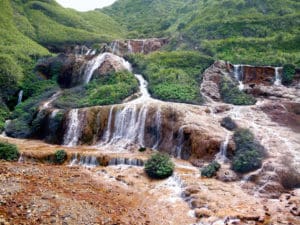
[232,128,265,173]
[105,0,300,66]
[139,147,146,152]
[128,51,213,104]
[201,161,221,178]
[145,153,174,179]
[54,149,67,165]
[220,77,256,105]
[282,64,296,85]
[0,141,19,161]
[221,117,237,131]
[54,71,138,108]
[0,100,9,132]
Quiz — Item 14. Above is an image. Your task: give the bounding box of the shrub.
[139,147,146,152]
[220,77,256,105]
[201,161,221,178]
[282,64,296,85]
[231,128,265,173]
[54,149,67,165]
[220,116,237,131]
[145,153,174,179]
[0,142,19,161]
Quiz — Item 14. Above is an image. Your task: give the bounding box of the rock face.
[109,38,169,55]
[200,60,231,102]
[229,64,278,86]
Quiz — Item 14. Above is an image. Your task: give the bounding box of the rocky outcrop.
[200,60,230,102]
[109,38,169,56]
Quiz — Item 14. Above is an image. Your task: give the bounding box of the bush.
[145,153,174,179]
[220,116,237,131]
[0,142,19,161]
[54,149,67,165]
[139,147,146,152]
[231,128,265,173]
[201,161,221,178]
[220,77,256,105]
[282,64,296,85]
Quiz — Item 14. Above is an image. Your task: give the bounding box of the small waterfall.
[216,133,230,163]
[17,90,23,105]
[102,106,115,143]
[141,40,145,53]
[274,67,282,86]
[63,109,81,147]
[111,41,119,55]
[84,53,132,84]
[69,154,99,168]
[152,107,162,149]
[40,92,60,110]
[133,74,151,100]
[127,40,133,54]
[233,65,244,91]
[18,153,24,163]
[108,158,144,167]
[174,127,185,158]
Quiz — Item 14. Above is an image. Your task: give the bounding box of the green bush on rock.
[54,150,67,165]
[0,142,19,161]
[282,64,296,85]
[201,161,221,178]
[145,153,174,179]
[232,129,265,173]
[220,77,256,105]
[220,116,237,131]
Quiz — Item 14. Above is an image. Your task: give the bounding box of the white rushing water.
[215,133,230,163]
[63,109,81,147]
[274,67,282,85]
[133,74,151,101]
[17,90,23,105]
[40,92,61,110]
[84,52,132,84]
[127,40,133,54]
[69,153,99,168]
[233,64,244,91]
[108,158,144,167]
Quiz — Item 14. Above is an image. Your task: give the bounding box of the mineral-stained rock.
[194,208,211,218]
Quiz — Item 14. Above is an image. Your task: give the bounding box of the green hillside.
[0,0,125,130]
[104,0,300,66]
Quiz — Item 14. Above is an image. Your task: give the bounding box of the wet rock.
[194,208,211,218]
[216,168,239,182]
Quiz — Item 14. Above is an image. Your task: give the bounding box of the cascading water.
[133,74,151,101]
[127,40,133,54]
[17,90,23,105]
[84,53,132,84]
[108,158,144,167]
[152,107,162,149]
[174,127,185,158]
[63,109,81,147]
[141,40,145,53]
[274,67,282,86]
[69,153,99,168]
[216,133,230,163]
[111,41,119,55]
[233,65,244,91]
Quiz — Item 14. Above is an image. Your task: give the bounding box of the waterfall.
[233,65,244,91]
[174,127,185,158]
[108,158,144,167]
[63,109,81,147]
[141,40,145,53]
[17,90,23,105]
[40,92,60,110]
[127,40,133,54]
[111,41,119,55]
[84,53,132,84]
[274,67,282,85]
[102,106,115,143]
[133,74,151,100]
[216,133,230,163]
[69,153,99,168]
[152,107,162,149]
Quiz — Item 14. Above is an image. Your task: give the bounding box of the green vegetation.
[220,77,256,105]
[282,64,296,85]
[54,71,138,108]
[54,149,67,165]
[0,142,19,161]
[201,161,221,178]
[139,147,146,152]
[145,153,174,179]
[105,0,300,66]
[128,51,213,104]
[221,116,238,131]
[0,100,9,132]
[232,128,265,173]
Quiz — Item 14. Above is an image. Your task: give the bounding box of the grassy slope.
[104,0,300,66]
